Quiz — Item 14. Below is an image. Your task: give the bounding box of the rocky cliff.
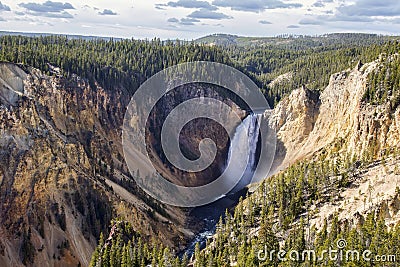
[266,57,400,173]
[262,56,400,234]
[146,83,246,187]
[0,62,195,266]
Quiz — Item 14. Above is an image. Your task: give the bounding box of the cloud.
[19,1,74,18]
[167,17,179,23]
[312,0,333,8]
[312,2,324,8]
[27,10,73,18]
[157,0,217,10]
[299,18,323,25]
[0,2,10,11]
[168,17,201,25]
[0,16,5,21]
[19,1,74,13]
[212,0,302,13]
[15,11,25,15]
[98,9,118,15]
[259,20,272,24]
[302,12,375,26]
[188,9,232,20]
[287,25,300,28]
[13,15,55,26]
[304,0,400,25]
[180,17,200,25]
[82,5,99,11]
[337,0,400,17]
[326,14,374,22]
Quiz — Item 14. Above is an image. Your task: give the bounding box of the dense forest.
[364,53,400,109]
[0,35,231,94]
[1,34,399,107]
[89,221,189,267]
[228,37,400,105]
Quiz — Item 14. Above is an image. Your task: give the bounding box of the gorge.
[0,34,400,267]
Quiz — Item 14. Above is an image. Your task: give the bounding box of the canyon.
[1,52,400,266]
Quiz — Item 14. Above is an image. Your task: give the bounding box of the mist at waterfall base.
[183,113,263,257]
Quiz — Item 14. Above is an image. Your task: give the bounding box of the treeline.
[89,221,189,267]
[194,202,400,267]
[364,53,400,109]
[229,39,400,105]
[2,35,398,107]
[198,33,395,50]
[0,35,231,93]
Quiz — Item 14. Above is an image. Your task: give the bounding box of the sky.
[0,0,399,39]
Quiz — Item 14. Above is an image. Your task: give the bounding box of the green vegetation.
[90,152,400,266]
[2,34,399,107]
[195,33,396,49]
[364,53,400,109]
[227,37,400,105]
[89,221,188,267]
[190,152,400,267]
[0,35,231,93]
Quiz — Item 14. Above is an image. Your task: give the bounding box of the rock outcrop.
[146,83,246,187]
[0,63,190,266]
[266,58,400,173]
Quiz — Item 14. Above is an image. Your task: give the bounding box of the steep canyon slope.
[267,57,400,173]
[0,62,190,266]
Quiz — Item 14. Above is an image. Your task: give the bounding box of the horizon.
[1,30,399,42]
[0,0,399,39]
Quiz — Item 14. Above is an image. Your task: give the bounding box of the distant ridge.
[0,30,123,41]
[194,33,398,47]
[2,31,398,47]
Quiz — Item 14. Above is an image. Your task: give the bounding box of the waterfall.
[181,113,263,258]
[224,112,262,194]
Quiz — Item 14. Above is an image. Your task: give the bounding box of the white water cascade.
[182,113,264,257]
[224,112,262,194]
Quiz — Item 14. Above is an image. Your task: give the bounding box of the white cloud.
[188,8,232,20]
[259,20,272,24]
[299,18,323,25]
[0,1,10,11]
[212,0,302,13]
[157,0,217,11]
[18,1,74,18]
[98,9,117,16]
